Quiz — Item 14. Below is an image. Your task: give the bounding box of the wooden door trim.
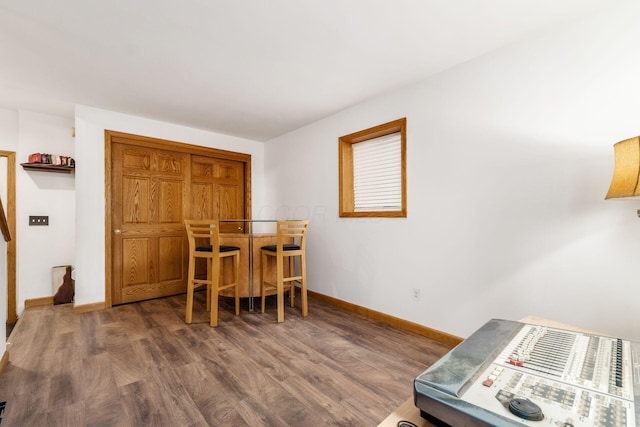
[0,151,16,324]
[106,130,252,163]
[104,130,252,308]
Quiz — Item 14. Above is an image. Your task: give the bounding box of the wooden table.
[219,230,292,310]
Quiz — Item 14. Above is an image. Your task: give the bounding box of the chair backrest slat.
[184,219,221,256]
[276,220,309,251]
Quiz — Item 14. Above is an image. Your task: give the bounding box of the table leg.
[247,221,255,311]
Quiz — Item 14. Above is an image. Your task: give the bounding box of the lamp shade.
[605,136,640,199]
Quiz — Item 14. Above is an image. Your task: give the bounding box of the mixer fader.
[414,319,640,426]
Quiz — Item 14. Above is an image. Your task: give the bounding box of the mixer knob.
[508,398,544,421]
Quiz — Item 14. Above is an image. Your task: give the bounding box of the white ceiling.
[0,0,611,141]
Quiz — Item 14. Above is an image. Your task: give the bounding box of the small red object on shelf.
[28,153,42,163]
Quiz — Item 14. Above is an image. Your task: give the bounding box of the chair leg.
[209,258,219,327]
[261,252,267,314]
[288,256,295,307]
[234,252,240,316]
[276,254,284,323]
[300,253,308,317]
[185,257,196,324]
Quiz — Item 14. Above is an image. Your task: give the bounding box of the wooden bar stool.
[260,220,309,322]
[184,219,240,327]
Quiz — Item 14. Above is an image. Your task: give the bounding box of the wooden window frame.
[339,118,407,218]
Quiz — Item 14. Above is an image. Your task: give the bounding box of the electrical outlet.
[412,288,421,301]
[29,216,49,226]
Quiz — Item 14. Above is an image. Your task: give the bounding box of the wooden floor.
[0,291,452,426]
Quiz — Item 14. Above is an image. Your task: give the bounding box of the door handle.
[114,229,122,235]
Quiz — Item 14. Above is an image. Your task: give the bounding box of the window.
[339,118,406,217]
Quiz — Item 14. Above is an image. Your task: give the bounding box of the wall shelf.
[20,163,75,174]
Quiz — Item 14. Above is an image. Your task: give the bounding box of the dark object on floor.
[53,266,74,305]
[5,323,15,340]
[0,400,6,424]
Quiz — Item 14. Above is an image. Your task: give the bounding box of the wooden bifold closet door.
[108,132,249,306]
[111,142,189,304]
[190,155,245,233]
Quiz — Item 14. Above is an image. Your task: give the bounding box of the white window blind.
[352,132,402,212]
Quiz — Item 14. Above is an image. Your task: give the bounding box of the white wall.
[16,111,75,313]
[74,106,265,306]
[0,109,18,152]
[264,2,640,341]
[0,109,75,318]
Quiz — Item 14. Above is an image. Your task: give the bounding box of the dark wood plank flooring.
[0,292,451,426]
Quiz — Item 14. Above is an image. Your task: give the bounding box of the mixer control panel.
[415,319,640,427]
[464,324,637,426]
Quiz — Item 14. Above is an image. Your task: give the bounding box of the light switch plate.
[29,216,49,226]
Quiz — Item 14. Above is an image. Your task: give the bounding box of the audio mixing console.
[414,319,640,426]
